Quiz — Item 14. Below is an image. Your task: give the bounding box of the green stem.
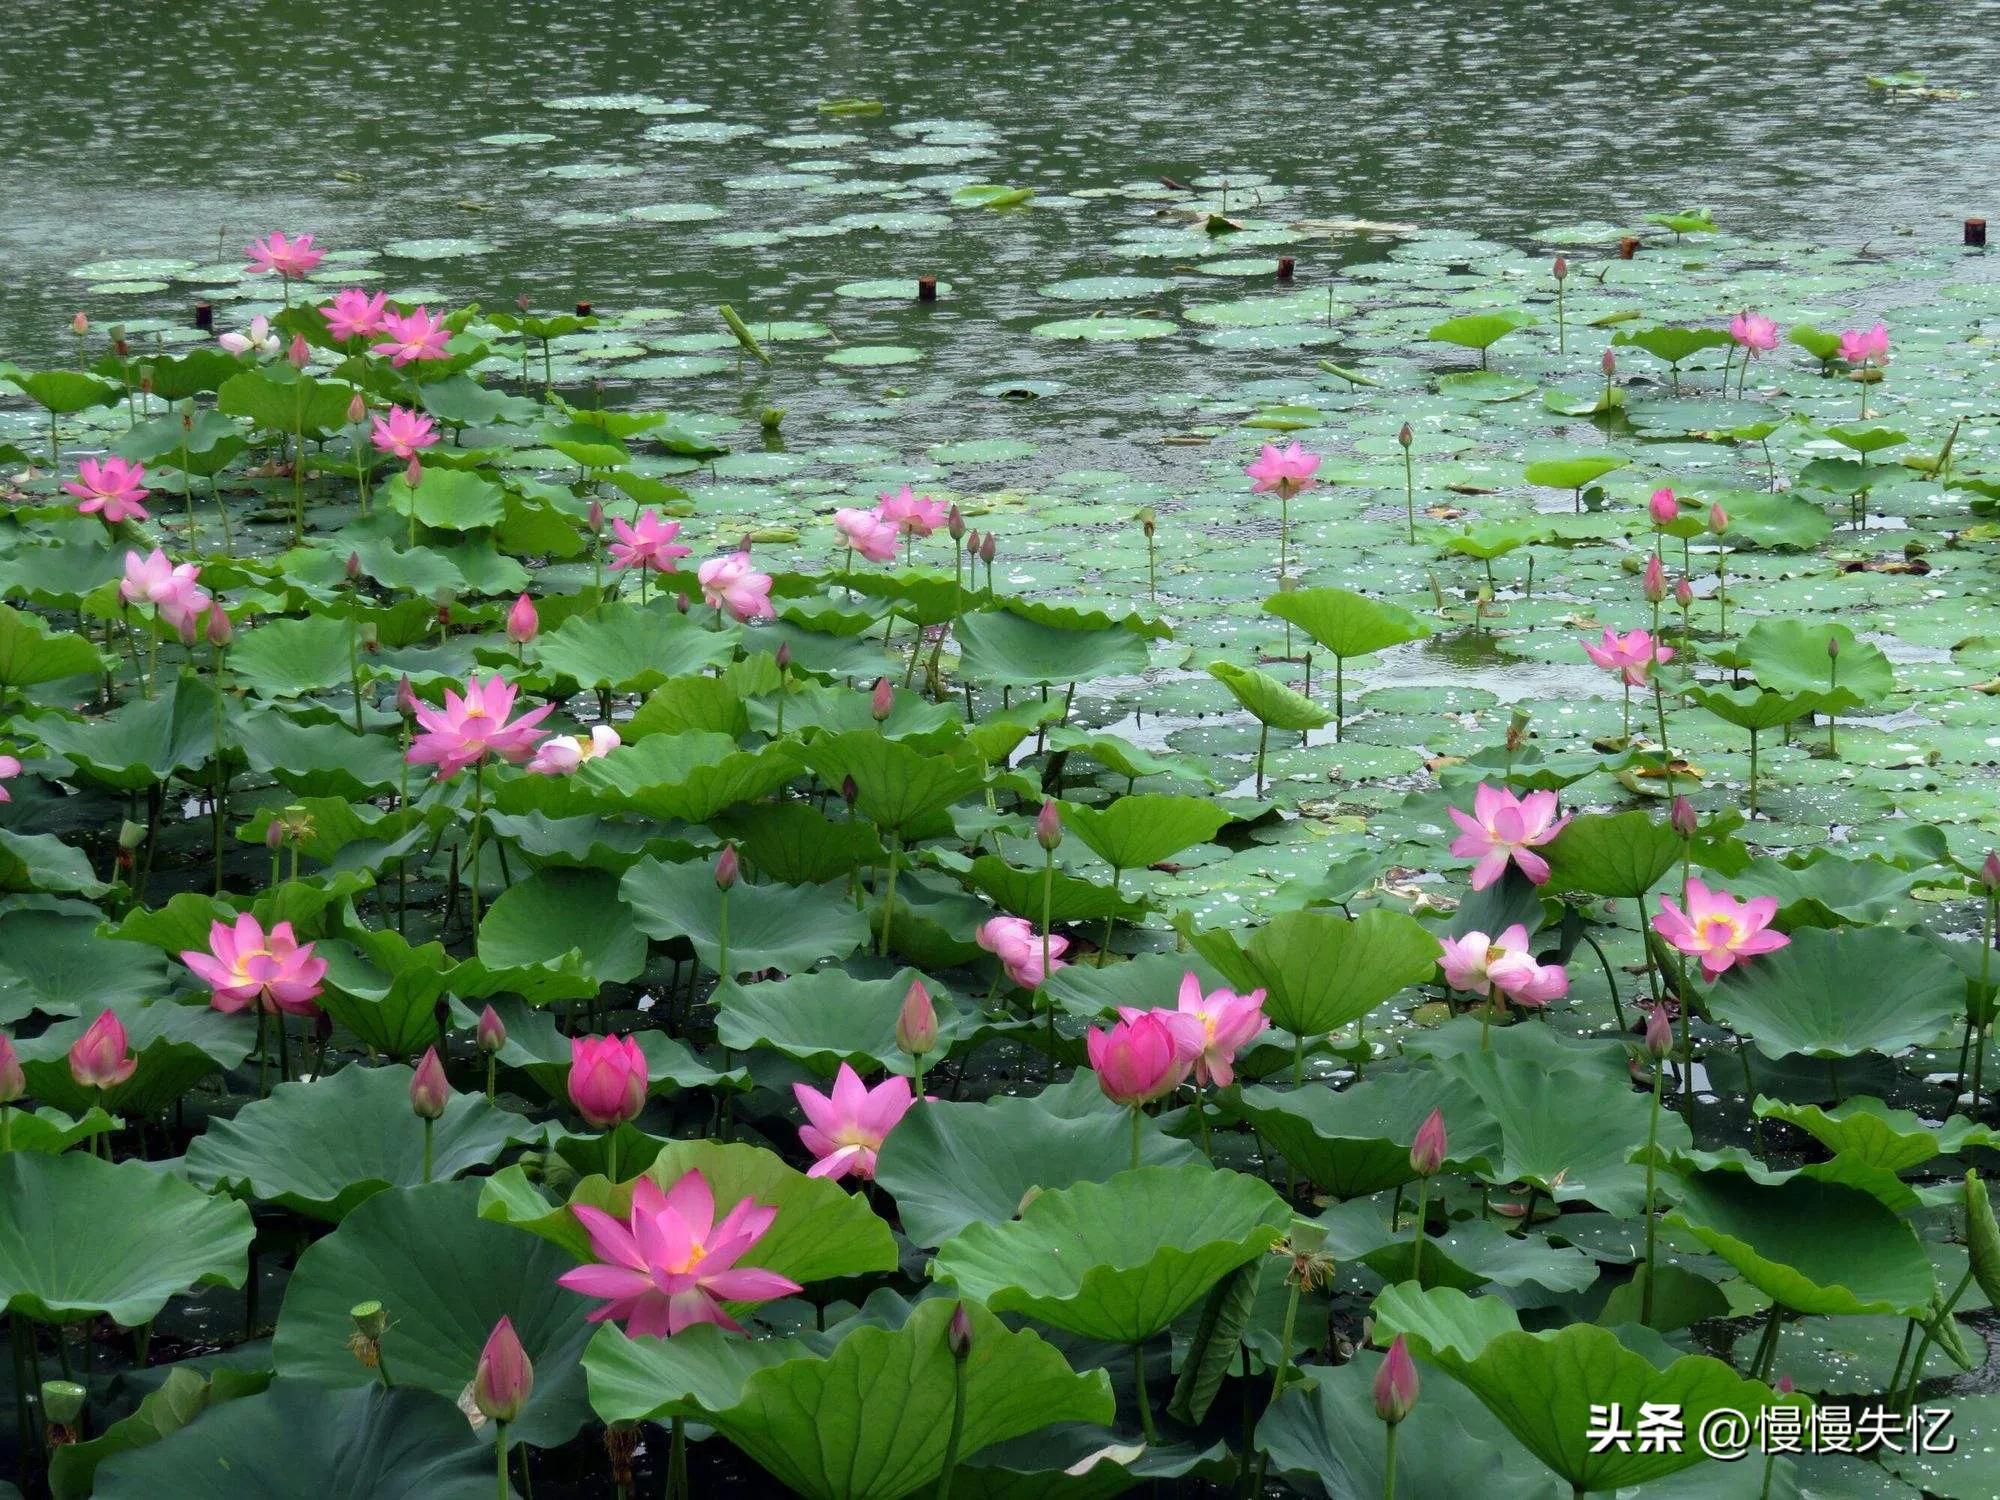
[1096,868,1120,967]
[1410,1177,1428,1284]
[1132,1338,1157,1444]
[879,835,899,958]
[1384,1422,1399,1500]
[495,1423,508,1500]
[718,884,730,982]
[936,1347,969,1499]
[606,1131,618,1185]
[468,760,487,930]
[422,1117,434,1184]
[1641,1067,1662,1324]
[1129,1105,1142,1172]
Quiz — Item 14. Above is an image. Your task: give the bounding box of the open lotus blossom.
[698,550,775,622]
[1156,972,1268,1087]
[369,405,438,459]
[180,914,327,1016]
[1838,321,1890,368]
[527,725,621,775]
[1087,1010,1191,1106]
[370,305,450,366]
[1728,310,1779,354]
[1437,925,1570,1009]
[323,287,389,341]
[1447,783,1570,890]
[834,506,899,562]
[1653,877,1790,979]
[406,675,553,779]
[1244,441,1322,497]
[1581,627,1674,687]
[219,314,280,357]
[64,457,150,525]
[120,549,209,633]
[876,484,948,537]
[245,231,324,279]
[0,754,18,803]
[792,1063,916,1182]
[69,1010,136,1090]
[607,510,689,573]
[556,1168,801,1337]
[568,1033,648,1129]
[975,914,1067,987]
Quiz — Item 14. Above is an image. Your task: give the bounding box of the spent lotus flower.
[180,913,327,1016]
[876,484,947,537]
[1728,311,1779,354]
[607,510,689,574]
[1582,627,1674,687]
[1160,971,1268,1087]
[834,506,899,562]
[0,754,19,804]
[556,1167,801,1337]
[792,1063,916,1182]
[567,1034,647,1129]
[1653,877,1790,979]
[245,231,324,279]
[406,675,553,779]
[698,550,775,622]
[975,914,1067,988]
[69,1010,136,1090]
[370,305,450,366]
[1086,1010,1190,1106]
[1446,783,1570,890]
[64,456,150,524]
[1838,321,1890,367]
[1244,441,1322,497]
[324,287,389,341]
[369,405,438,459]
[1437,925,1570,1010]
[219,314,280,357]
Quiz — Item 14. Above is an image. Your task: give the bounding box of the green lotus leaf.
[0,906,168,1020]
[1263,587,1430,661]
[29,673,220,790]
[955,609,1151,686]
[225,614,355,697]
[216,368,361,436]
[1711,926,1960,1061]
[624,672,749,739]
[584,1299,1112,1499]
[49,1365,272,1500]
[5,368,121,414]
[958,852,1148,924]
[1742,619,1893,704]
[0,603,102,689]
[1228,907,1439,1039]
[1722,852,1916,929]
[533,601,735,691]
[717,800,883,885]
[0,1151,252,1324]
[930,1163,1289,1342]
[185,1063,528,1220]
[0,828,109,897]
[1315,1194,1597,1293]
[1057,793,1230,873]
[486,997,740,1105]
[1427,310,1534,362]
[1442,521,1539,561]
[571,731,802,824]
[1611,324,1733,367]
[1543,809,1682,897]
[1232,1068,1501,1199]
[714,966,983,1076]
[1686,683,1832,733]
[621,857,870,976]
[1206,660,1329,731]
[1750,1096,1999,1172]
[0,1104,114,1155]
[315,928,452,1059]
[232,710,407,797]
[1044,726,1220,788]
[476,866,645,984]
[1521,454,1629,492]
[797,730,987,833]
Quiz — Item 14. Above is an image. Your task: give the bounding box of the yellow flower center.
[1698,915,1742,949]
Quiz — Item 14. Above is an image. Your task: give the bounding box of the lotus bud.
[516,292,532,312]
[473,1316,534,1425]
[588,498,604,532]
[1397,422,1413,450]
[404,455,422,489]
[0,1032,23,1103]
[1670,795,1697,839]
[947,1302,973,1360]
[675,591,689,614]
[42,1380,86,1428]
[979,531,996,564]
[1373,1335,1419,1424]
[476,1004,507,1055]
[347,390,367,424]
[1602,348,1617,378]
[1708,503,1728,535]
[567,1034,647,1129]
[1139,506,1156,538]
[1982,852,2000,891]
[1552,254,1568,281]
[1648,488,1678,527]
[1776,1375,1794,1395]
[205,604,234,647]
[1642,552,1666,603]
[113,331,129,358]
[870,677,894,721]
[738,533,755,557]
[775,641,791,672]
[713,842,739,890]
[1826,636,1840,660]
[287,334,310,370]
[841,775,858,808]
[344,551,362,582]
[1675,576,1694,609]
[265,817,286,850]
[71,311,89,336]
[506,593,539,645]
[1409,1107,1447,1177]
[962,528,980,558]
[1036,798,1064,850]
[410,1046,449,1120]
[68,1010,135,1090]
[897,979,938,1057]
[395,674,419,718]
[947,503,965,541]
[1644,1002,1674,1060]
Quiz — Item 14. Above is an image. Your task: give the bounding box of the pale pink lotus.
[877,484,947,537]
[370,306,451,366]
[568,1034,648,1129]
[323,288,389,341]
[1447,783,1570,890]
[1244,441,1322,497]
[835,506,899,563]
[607,510,689,574]
[1728,311,1779,354]
[976,914,1067,987]
[1838,321,1890,368]
[69,1010,136,1090]
[1437,925,1570,1010]
[406,675,553,779]
[1582,627,1674,688]
[119,548,210,634]
[1086,1011,1190,1105]
[557,1168,802,1337]
[180,913,327,1016]
[369,406,438,459]
[245,232,324,280]
[1156,972,1267,1087]
[219,315,280,357]
[699,551,775,622]
[1653,877,1790,979]
[792,1063,916,1182]
[0,754,20,804]
[526,725,621,775]
[64,457,150,525]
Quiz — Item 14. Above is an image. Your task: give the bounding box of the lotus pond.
[6,11,2000,1500]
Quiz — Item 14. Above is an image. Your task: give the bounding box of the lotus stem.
[718,882,730,980]
[1097,867,1120,968]
[1402,447,1416,542]
[1748,1301,1783,1381]
[485,1052,496,1105]
[255,1010,269,1099]
[1129,1104,1143,1172]
[1132,1338,1157,1445]
[1641,1063,1662,1325]
[1334,656,1344,742]
[495,1422,508,1500]
[1254,722,1268,798]
[421,1117,435,1184]
[936,1339,969,1499]
[1410,1176,1428,1284]
[1383,1423,1399,1500]
[1042,849,1057,1079]
[668,1416,688,1500]
[1886,1318,1919,1398]
[606,1131,618,1186]
[878,835,899,958]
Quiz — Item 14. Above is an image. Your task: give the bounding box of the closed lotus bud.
[1648,488,1678,527]
[979,531,997,564]
[1982,852,2000,890]
[1397,422,1413,450]
[841,775,858,807]
[1373,1335,1419,1424]
[1670,795,1697,838]
[1139,506,1156,538]
[476,1004,507,1054]
[947,1302,973,1360]
[1036,799,1063,850]
[516,292,532,312]
[473,1316,534,1425]
[68,1010,135,1090]
[1776,1375,1794,1395]
[1552,254,1568,281]
[962,528,980,558]
[897,979,938,1057]
[265,818,285,850]
[1644,1002,1674,1060]
[345,551,362,581]
[1409,1107,1447,1176]
[947,503,965,541]
[871,677,894,721]
[346,390,367,424]
[775,641,791,672]
[287,334,310,370]
[395,674,419,718]
[1675,576,1693,608]
[506,593,538,645]
[1827,636,1840,660]
[0,1032,24,1103]
[588,499,604,532]
[1602,348,1617,377]
[1708,503,1728,535]
[404,455,422,488]
[1642,552,1666,603]
[205,604,234,647]
[71,311,89,336]
[675,591,689,614]
[713,842,739,890]
[410,1046,449,1120]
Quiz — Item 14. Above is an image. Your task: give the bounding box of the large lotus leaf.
[954,609,1150,686]
[225,614,355,698]
[798,730,987,833]
[714,967,981,1076]
[1057,794,1230,873]
[1241,907,1439,1038]
[476,866,645,984]
[1206,660,1329,731]
[1720,853,1916,929]
[1371,1283,1801,1493]
[1232,1068,1501,1199]
[0,906,167,1020]
[0,603,102,689]
[959,853,1148,924]
[1742,619,1893,704]
[1716,491,1833,550]
[620,857,870,976]
[1321,1200,1599,1295]
[1521,454,1628,491]
[232,709,407,797]
[1687,683,1834,732]
[1,1105,114,1155]
[485,997,741,1105]
[29,673,220,790]
[1878,1391,2000,1499]
[624,672,749,739]
[185,1063,528,1220]
[1543,809,1681,897]
[49,1365,272,1500]
[1611,324,1732,365]
[382,465,507,530]
[1428,310,1534,355]
[0,1151,252,1325]
[217,368,360,436]
[573,731,802,823]
[16,1000,252,1114]
[1751,1095,1999,1172]
[718,800,883,885]
[584,1299,1113,1499]
[0,828,109,897]
[534,602,735,691]
[759,681,955,743]
[1044,726,1221,788]
[930,1163,1289,1342]
[5,368,121,414]
[315,930,452,1058]
[1262,588,1430,660]
[1662,1166,1934,1316]
[274,1179,594,1447]
[875,1075,1202,1246]
[92,1381,495,1499]
[1711,926,1959,1061]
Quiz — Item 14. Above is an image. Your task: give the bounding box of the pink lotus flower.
[410,1046,449,1118]
[120,549,209,633]
[323,288,389,342]
[1446,783,1570,890]
[180,914,327,1016]
[64,457,150,525]
[526,726,621,776]
[607,510,689,574]
[1653,877,1790,979]
[505,593,539,645]
[1158,972,1267,1087]
[792,1063,916,1182]
[472,1316,534,1425]
[370,306,450,367]
[219,315,279,357]
[1648,488,1679,527]
[877,484,947,537]
[69,1010,136,1090]
[1436,925,1569,1010]
[698,551,775,622]
[976,915,1067,987]
[0,754,19,804]
[1582,627,1674,688]
[1409,1108,1447,1176]
[406,675,553,779]
[1086,1011,1190,1106]
[1374,1335,1420,1423]
[557,1168,802,1337]
[568,1034,647,1129]
[1244,441,1322,498]
[0,1031,22,1099]
[245,231,324,279]
[369,405,438,459]
[1728,311,1779,355]
[1838,321,1890,368]
[896,979,938,1056]
[835,507,899,563]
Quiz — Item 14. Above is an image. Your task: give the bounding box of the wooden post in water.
[192,303,214,331]
[917,276,938,303]
[1276,256,1295,281]
[1968,217,1988,248]
[1619,236,1640,259]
